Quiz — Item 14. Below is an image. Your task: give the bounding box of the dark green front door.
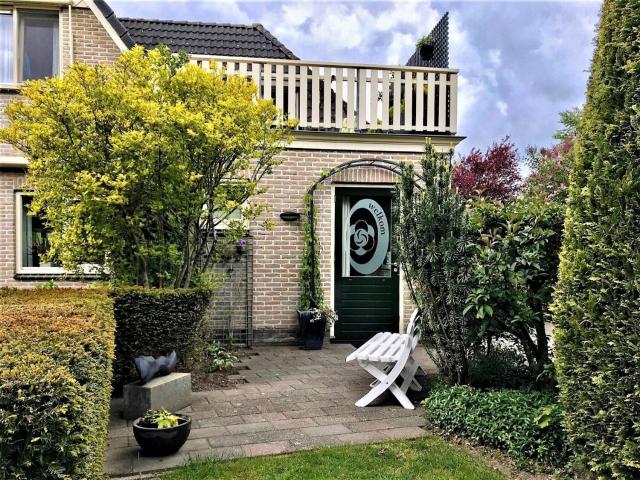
[334,188,400,345]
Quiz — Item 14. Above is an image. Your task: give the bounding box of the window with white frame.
[0,8,59,85]
[15,193,64,274]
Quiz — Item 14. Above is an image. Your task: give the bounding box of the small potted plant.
[297,306,338,350]
[32,232,53,267]
[416,34,435,61]
[133,409,191,456]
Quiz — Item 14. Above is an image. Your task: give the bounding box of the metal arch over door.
[334,187,400,345]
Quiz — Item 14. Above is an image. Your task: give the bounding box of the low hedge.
[0,288,115,480]
[111,288,212,392]
[423,384,568,467]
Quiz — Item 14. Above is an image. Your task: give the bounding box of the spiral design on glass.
[354,227,370,247]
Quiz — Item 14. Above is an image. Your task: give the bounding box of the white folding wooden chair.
[346,308,423,410]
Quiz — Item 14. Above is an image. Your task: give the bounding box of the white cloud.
[488,49,502,67]
[496,100,508,116]
[280,3,314,28]
[385,32,415,65]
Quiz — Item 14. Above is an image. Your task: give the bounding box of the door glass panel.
[0,13,13,83]
[19,11,59,81]
[342,195,391,277]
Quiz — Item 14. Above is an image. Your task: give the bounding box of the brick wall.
[250,148,423,343]
[60,7,123,68]
[0,171,24,285]
[0,94,18,156]
[0,6,122,286]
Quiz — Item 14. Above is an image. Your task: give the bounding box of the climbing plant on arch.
[299,145,473,386]
[299,158,410,311]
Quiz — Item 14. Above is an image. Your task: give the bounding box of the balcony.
[190,55,458,135]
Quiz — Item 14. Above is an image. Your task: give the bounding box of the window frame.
[15,191,65,275]
[14,191,102,277]
[0,6,61,89]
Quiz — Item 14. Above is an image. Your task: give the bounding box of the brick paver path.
[106,343,437,477]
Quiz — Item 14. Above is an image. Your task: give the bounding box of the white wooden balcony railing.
[190,55,458,135]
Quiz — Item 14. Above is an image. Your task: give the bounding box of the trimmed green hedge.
[0,288,115,480]
[551,1,640,478]
[111,288,212,392]
[423,385,568,467]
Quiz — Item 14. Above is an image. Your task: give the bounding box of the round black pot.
[133,416,192,456]
[419,44,434,61]
[297,310,327,350]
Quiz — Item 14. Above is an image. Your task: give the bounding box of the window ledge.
[0,83,21,93]
[14,271,105,281]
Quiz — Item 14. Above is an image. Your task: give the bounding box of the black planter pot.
[133,416,192,456]
[419,44,434,61]
[297,310,327,350]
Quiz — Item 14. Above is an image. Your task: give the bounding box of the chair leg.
[356,360,418,410]
[405,358,423,391]
[388,384,415,409]
[356,362,397,407]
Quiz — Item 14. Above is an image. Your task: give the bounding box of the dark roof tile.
[119,18,298,60]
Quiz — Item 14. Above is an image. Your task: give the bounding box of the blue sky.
[111,0,601,157]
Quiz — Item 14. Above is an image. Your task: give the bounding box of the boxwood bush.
[111,288,212,392]
[0,288,115,480]
[423,384,568,467]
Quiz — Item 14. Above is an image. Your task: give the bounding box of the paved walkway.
[106,343,437,477]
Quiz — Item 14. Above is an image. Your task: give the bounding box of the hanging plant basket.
[419,44,434,61]
[416,35,435,62]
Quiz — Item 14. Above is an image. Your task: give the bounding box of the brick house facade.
[0,1,462,344]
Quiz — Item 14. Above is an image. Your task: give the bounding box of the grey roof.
[93,0,136,48]
[118,18,298,60]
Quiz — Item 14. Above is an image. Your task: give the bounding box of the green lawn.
[162,437,506,480]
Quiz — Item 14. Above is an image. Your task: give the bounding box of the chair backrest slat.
[405,308,420,336]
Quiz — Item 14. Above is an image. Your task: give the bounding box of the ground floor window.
[15,193,64,274]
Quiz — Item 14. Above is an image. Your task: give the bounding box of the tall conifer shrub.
[397,144,474,385]
[552,1,640,477]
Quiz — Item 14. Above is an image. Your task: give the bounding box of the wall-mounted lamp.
[280,211,301,222]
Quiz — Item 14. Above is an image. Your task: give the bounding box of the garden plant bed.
[187,350,256,392]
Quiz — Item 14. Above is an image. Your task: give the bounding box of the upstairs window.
[19,12,59,81]
[0,13,12,83]
[0,8,59,85]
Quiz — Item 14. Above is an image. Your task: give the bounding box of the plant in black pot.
[298,306,338,350]
[298,192,339,349]
[416,34,435,62]
[133,409,191,456]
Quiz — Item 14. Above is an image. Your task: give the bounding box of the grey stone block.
[123,373,192,420]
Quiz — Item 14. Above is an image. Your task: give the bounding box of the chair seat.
[346,332,409,363]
